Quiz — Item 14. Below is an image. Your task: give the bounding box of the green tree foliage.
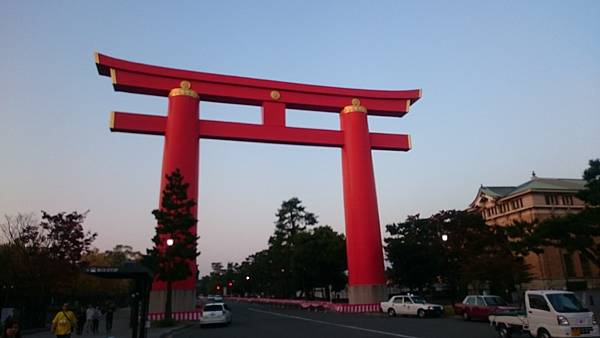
[146,169,199,319]
[0,211,96,327]
[269,197,317,247]
[577,159,600,206]
[508,209,600,269]
[40,211,97,266]
[385,210,530,300]
[291,226,346,298]
[104,244,143,265]
[506,158,600,269]
[385,214,444,291]
[199,198,347,300]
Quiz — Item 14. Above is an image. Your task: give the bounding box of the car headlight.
[557,315,569,326]
[428,306,433,310]
[593,314,598,326]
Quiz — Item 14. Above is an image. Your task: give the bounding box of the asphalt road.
[175,301,502,338]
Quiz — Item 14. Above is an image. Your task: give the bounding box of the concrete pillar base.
[149,289,196,313]
[348,284,387,304]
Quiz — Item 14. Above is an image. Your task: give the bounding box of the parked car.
[454,295,518,321]
[381,294,444,318]
[200,302,232,326]
[489,290,599,338]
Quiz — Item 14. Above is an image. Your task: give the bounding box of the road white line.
[249,308,422,338]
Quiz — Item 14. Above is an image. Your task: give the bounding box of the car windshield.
[547,293,587,313]
[410,296,426,304]
[484,296,507,306]
[204,305,223,312]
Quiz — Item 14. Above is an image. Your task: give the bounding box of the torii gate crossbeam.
[96,53,421,312]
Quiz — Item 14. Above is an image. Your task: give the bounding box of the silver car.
[200,302,232,326]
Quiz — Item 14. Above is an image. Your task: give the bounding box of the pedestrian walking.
[75,307,86,335]
[85,305,94,334]
[51,303,77,338]
[2,320,21,338]
[104,303,114,335]
[91,307,101,334]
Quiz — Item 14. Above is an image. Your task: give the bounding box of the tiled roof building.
[469,174,596,290]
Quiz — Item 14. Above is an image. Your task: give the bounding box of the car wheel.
[463,312,470,321]
[417,309,426,318]
[387,308,396,317]
[538,329,551,338]
[498,325,512,338]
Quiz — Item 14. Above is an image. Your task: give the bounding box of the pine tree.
[147,169,198,320]
[577,159,600,206]
[268,197,317,247]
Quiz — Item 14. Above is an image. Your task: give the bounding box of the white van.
[489,290,599,338]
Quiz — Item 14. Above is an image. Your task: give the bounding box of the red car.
[453,295,519,321]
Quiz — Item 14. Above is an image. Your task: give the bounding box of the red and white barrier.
[148,311,202,322]
[228,297,381,313]
[331,303,380,313]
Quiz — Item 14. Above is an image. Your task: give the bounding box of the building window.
[511,200,517,209]
[580,255,592,277]
[564,254,576,277]
[545,194,559,205]
[562,195,574,205]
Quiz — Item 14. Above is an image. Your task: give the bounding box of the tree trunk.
[165,280,172,320]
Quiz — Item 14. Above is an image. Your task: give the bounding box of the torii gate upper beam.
[96,53,421,117]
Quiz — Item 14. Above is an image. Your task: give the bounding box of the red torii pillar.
[95,53,420,311]
[341,100,387,302]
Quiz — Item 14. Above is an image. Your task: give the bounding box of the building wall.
[479,189,595,290]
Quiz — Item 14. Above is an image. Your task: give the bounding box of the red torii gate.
[95,53,421,311]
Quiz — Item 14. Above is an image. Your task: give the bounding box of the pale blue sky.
[1,1,599,276]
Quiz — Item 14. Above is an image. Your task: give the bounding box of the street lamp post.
[165,238,174,320]
[244,276,250,297]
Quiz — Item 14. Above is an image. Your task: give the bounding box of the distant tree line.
[198,197,347,300]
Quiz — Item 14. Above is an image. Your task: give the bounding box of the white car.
[381,294,444,318]
[200,302,232,326]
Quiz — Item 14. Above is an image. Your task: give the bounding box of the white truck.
[489,290,599,338]
[380,294,444,318]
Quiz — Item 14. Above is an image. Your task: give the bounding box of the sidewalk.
[23,308,193,338]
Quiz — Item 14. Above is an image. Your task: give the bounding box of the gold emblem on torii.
[342,98,367,114]
[169,81,199,98]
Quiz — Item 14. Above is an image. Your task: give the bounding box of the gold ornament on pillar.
[169,80,199,98]
[342,98,367,114]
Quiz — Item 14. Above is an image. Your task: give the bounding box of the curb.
[157,323,196,338]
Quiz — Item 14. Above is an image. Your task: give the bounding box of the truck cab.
[489,290,599,338]
[526,290,598,338]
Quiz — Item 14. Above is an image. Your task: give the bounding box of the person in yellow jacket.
[51,303,77,338]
